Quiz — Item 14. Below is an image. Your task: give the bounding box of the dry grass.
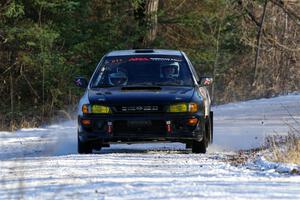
[0,108,75,131]
[226,149,260,166]
[265,104,300,165]
[265,132,300,165]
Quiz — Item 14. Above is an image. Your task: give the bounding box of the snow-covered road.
[1,95,300,199]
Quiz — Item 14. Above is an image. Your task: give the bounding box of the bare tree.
[236,0,300,99]
[133,0,159,48]
[253,0,268,87]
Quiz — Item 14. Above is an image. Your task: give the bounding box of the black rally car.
[75,49,213,154]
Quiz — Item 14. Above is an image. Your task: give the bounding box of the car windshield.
[91,56,194,88]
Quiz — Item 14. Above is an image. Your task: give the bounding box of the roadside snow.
[2,152,300,200]
[212,94,300,151]
[1,94,300,199]
[249,156,300,174]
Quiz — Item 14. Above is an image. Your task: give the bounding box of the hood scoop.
[121,86,161,91]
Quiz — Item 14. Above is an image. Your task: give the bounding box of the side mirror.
[74,77,88,88]
[199,77,213,86]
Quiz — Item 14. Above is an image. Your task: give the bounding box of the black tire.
[210,111,214,143]
[186,143,192,149]
[192,139,207,154]
[93,145,102,152]
[205,112,213,145]
[78,137,92,154]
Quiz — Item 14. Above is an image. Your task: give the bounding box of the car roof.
[106,49,183,57]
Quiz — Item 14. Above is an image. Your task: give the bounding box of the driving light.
[168,103,188,112]
[91,105,111,114]
[167,103,198,113]
[82,104,111,114]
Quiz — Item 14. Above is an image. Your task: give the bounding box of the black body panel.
[88,86,195,105]
[78,113,205,143]
[76,49,212,148]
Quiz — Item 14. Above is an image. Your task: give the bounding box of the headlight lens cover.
[82,104,89,114]
[82,104,111,114]
[167,103,198,113]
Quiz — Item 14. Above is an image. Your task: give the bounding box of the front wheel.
[205,112,213,145]
[78,137,92,154]
[192,139,207,154]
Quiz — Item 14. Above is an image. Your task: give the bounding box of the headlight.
[82,104,111,114]
[167,103,198,113]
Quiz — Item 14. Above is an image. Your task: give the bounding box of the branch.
[0,0,13,12]
[265,35,300,52]
[253,0,268,85]
[270,0,300,25]
[22,74,40,99]
[174,0,186,11]
[237,0,261,27]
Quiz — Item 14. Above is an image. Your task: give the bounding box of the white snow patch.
[211,94,300,151]
[1,94,300,199]
[247,156,300,174]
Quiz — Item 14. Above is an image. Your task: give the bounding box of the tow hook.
[166,121,172,133]
[108,122,113,134]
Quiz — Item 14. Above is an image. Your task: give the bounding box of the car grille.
[113,105,164,114]
[113,120,166,136]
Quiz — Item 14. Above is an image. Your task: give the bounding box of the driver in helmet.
[161,62,180,80]
[108,70,128,86]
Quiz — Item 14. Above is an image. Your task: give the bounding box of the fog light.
[81,119,91,126]
[187,118,198,126]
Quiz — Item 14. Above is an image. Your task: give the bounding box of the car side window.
[185,56,200,83]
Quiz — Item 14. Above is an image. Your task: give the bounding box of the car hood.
[88,86,195,105]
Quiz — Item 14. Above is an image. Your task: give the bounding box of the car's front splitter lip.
[78,133,204,143]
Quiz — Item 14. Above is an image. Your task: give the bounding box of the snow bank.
[245,156,300,174]
[211,94,300,151]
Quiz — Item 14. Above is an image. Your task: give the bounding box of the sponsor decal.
[121,106,159,112]
[128,57,150,62]
[150,58,182,62]
[127,57,182,62]
[110,59,123,64]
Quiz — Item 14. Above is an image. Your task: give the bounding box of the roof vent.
[134,49,155,53]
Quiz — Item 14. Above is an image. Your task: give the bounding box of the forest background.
[0,0,299,130]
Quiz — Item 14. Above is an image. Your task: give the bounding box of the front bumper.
[78,113,205,143]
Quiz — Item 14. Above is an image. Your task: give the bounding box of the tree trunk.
[143,0,159,47]
[133,0,159,48]
[253,0,268,86]
[10,70,13,131]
